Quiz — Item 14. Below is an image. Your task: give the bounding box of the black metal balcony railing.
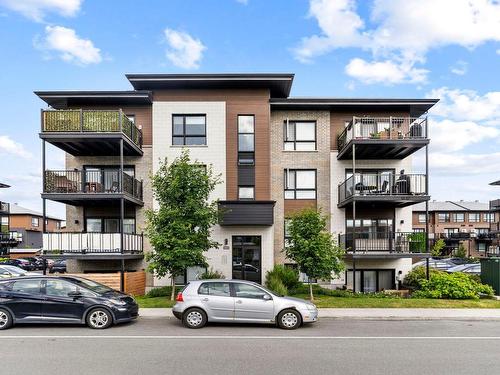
[42,232,143,255]
[489,199,500,212]
[436,232,471,240]
[337,117,427,151]
[339,232,428,254]
[44,170,143,201]
[0,232,18,247]
[42,109,143,148]
[338,173,427,202]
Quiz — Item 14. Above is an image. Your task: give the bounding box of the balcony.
[0,201,9,215]
[490,199,500,212]
[43,170,143,205]
[42,232,143,259]
[339,232,429,258]
[0,233,18,248]
[436,232,471,241]
[40,109,143,156]
[218,201,275,226]
[338,172,428,208]
[337,117,428,160]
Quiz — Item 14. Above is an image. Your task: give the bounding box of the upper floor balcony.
[0,201,9,215]
[42,169,143,206]
[0,232,18,248]
[338,172,428,208]
[337,116,428,160]
[489,199,500,212]
[40,109,143,156]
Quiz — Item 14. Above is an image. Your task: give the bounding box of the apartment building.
[487,180,500,256]
[37,73,437,292]
[412,201,495,258]
[0,183,18,256]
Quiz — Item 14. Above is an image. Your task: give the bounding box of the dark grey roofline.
[125,73,295,98]
[34,90,152,109]
[270,97,439,105]
[0,183,10,188]
[490,180,500,186]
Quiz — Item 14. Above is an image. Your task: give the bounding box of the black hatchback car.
[0,276,138,330]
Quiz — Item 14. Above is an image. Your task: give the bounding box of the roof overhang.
[270,98,439,117]
[126,73,294,98]
[490,180,500,186]
[34,91,152,109]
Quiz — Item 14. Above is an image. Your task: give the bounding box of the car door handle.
[236,300,242,304]
[202,298,209,302]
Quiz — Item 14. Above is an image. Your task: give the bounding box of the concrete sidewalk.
[139,308,500,320]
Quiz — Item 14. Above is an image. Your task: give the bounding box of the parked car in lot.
[49,259,66,274]
[0,265,38,278]
[23,257,46,271]
[173,279,318,330]
[0,258,34,271]
[0,276,138,330]
[447,263,481,275]
[412,258,458,271]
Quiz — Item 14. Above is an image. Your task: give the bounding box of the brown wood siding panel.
[330,110,410,150]
[284,200,317,216]
[153,89,271,200]
[64,271,145,295]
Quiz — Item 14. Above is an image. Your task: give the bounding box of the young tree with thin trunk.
[284,209,345,302]
[145,150,221,300]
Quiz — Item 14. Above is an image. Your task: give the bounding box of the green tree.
[145,150,221,300]
[431,239,446,257]
[284,209,345,302]
[455,244,467,259]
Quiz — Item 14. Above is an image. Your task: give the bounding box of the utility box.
[480,258,500,295]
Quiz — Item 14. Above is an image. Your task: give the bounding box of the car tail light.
[176,292,184,302]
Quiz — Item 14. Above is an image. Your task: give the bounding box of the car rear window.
[198,282,230,297]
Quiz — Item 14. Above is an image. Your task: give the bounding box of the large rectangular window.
[238,115,255,165]
[468,213,480,223]
[238,186,255,200]
[85,218,136,234]
[438,213,450,223]
[31,217,39,227]
[284,121,316,151]
[453,213,465,223]
[484,213,495,223]
[284,169,316,199]
[172,115,206,145]
[418,214,426,223]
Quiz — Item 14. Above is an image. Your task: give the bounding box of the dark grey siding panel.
[238,166,255,186]
[219,201,275,226]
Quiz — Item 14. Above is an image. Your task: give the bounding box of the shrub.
[455,244,467,259]
[199,268,225,279]
[408,232,426,253]
[431,239,446,257]
[403,266,440,289]
[266,274,288,296]
[265,265,300,291]
[412,272,494,300]
[146,286,180,298]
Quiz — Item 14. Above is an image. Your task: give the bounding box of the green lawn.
[136,294,500,309]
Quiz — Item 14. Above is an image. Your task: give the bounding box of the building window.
[453,213,465,222]
[346,219,393,235]
[284,169,316,199]
[56,221,61,230]
[438,213,450,223]
[284,121,316,151]
[468,213,480,223]
[477,228,489,235]
[31,217,39,227]
[444,228,459,236]
[477,242,486,252]
[284,219,292,246]
[238,186,255,200]
[484,213,495,223]
[125,114,135,124]
[413,228,425,233]
[418,214,427,223]
[238,115,255,165]
[172,115,206,145]
[85,218,136,234]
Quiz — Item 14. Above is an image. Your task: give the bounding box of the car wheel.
[86,308,113,329]
[277,309,301,330]
[182,308,207,329]
[0,308,13,330]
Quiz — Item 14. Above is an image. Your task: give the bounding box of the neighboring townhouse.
[0,183,18,256]
[8,204,63,249]
[37,73,437,292]
[487,180,500,256]
[412,201,495,258]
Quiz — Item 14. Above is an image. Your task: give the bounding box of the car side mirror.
[263,294,272,301]
[68,291,82,299]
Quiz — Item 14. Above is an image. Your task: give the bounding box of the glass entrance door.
[232,236,262,284]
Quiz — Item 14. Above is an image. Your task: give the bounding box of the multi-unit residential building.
[412,201,496,258]
[0,183,18,256]
[37,73,438,293]
[487,180,500,257]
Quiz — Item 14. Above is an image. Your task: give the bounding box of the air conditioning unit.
[460,228,467,233]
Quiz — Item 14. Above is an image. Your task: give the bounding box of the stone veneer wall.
[270,110,331,264]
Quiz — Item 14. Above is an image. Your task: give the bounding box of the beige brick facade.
[270,110,331,264]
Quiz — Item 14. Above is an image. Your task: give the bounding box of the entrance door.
[232,236,262,284]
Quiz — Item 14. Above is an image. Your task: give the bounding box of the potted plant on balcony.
[370,131,382,139]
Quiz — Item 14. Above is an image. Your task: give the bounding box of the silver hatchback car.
[172,279,318,329]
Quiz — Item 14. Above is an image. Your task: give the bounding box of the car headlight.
[109,298,127,306]
[306,303,317,311]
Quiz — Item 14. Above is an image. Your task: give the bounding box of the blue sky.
[0,0,500,218]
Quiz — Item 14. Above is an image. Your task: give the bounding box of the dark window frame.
[283,120,317,151]
[284,169,317,200]
[438,213,450,223]
[452,213,465,223]
[31,217,39,227]
[468,212,481,223]
[84,217,136,234]
[172,114,207,146]
[237,114,255,166]
[346,268,396,293]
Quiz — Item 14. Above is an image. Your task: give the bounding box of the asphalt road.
[2,317,500,375]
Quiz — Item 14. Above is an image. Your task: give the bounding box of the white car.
[0,265,38,278]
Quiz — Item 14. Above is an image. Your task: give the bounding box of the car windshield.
[1,265,27,275]
[67,277,114,294]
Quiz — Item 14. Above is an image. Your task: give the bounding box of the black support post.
[352,143,357,293]
[42,139,47,275]
[119,137,125,292]
[425,127,430,280]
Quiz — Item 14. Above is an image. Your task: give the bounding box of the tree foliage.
[145,150,221,299]
[284,209,345,301]
[431,239,446,257]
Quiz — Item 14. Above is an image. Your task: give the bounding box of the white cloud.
[497,49,500,55]
[236,0,248,4]
[294,0,500,84]
[0,0,82,22]
[430,152,500,175]
[345,57,428,84]
[164,28,206,69]
[427,87,500,124]
[0,135,32,159]
[36,25,102,65]
[450,60,468,75]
